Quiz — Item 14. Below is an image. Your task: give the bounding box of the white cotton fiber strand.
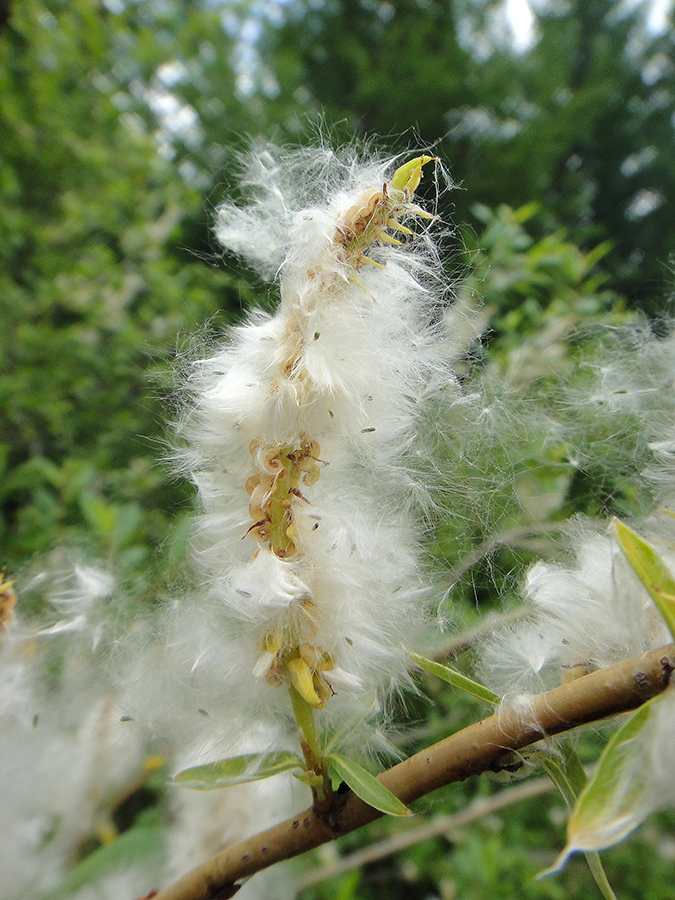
[479,321,675,700]
[481,524,672,697]
[0,553,304,900]
[173,145,455,742]
[0,650,151,898]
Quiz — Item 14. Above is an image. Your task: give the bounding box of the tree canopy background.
[1,1,674,897]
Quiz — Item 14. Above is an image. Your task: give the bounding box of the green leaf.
[292,770,324,787]
[174,751,304,790]
[326,752,411,817]
[543,693,665,874]
[533,746,617,900]
[408,650,501,705]
[79,492,118,539]
[613,519,675,640]
[531,745,586,812]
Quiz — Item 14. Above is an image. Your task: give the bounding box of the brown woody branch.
[299,774,558,888]
[152,643,675,900]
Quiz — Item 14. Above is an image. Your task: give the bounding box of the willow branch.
[152,643,675,900]
[299,774,558,887]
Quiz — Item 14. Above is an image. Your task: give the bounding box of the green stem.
[584,853,618,900]
[288,685,333,813]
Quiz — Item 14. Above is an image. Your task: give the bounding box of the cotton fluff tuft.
[481,522,672,697]
[0,565,152,900]
[173,145,456,743]
[561,322,675,511]
[1,557,299,900]
[479,321,675,699]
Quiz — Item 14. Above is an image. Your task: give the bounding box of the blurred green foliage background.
[1,1,674,897]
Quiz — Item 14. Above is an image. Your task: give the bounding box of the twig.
[447,522,566,586]
[298,775,557,887]
[152,642,675,900]
[431,607,529,661]
[428,522,566,662]
[428,523,571,663]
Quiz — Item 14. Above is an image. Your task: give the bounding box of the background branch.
[430,607,529,661]
[152,642,675,900]
[299,774,559,887]
[445,522,566,587]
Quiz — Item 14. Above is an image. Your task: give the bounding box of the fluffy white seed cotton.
[0,581,151,899]
[1,557,300,900]
[173,144,456,741]
[481,520,673,698]
[478,321,675,700]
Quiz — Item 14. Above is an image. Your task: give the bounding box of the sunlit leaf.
[408,650,501,704]
[174,751,304,790]
[326,752,411,817]
[613,519,675,640]
[543,693,665,874]
[533,746,617,899]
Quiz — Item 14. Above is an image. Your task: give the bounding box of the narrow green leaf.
[326,752,411,817]
[557,742,590,798]
[531,746,584,812]
[408,650,501,705]
[613,519,675,640]
[544,693,664,874]
[533,746,617,900]
[174,751,304,790]
[569,699,656,846]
